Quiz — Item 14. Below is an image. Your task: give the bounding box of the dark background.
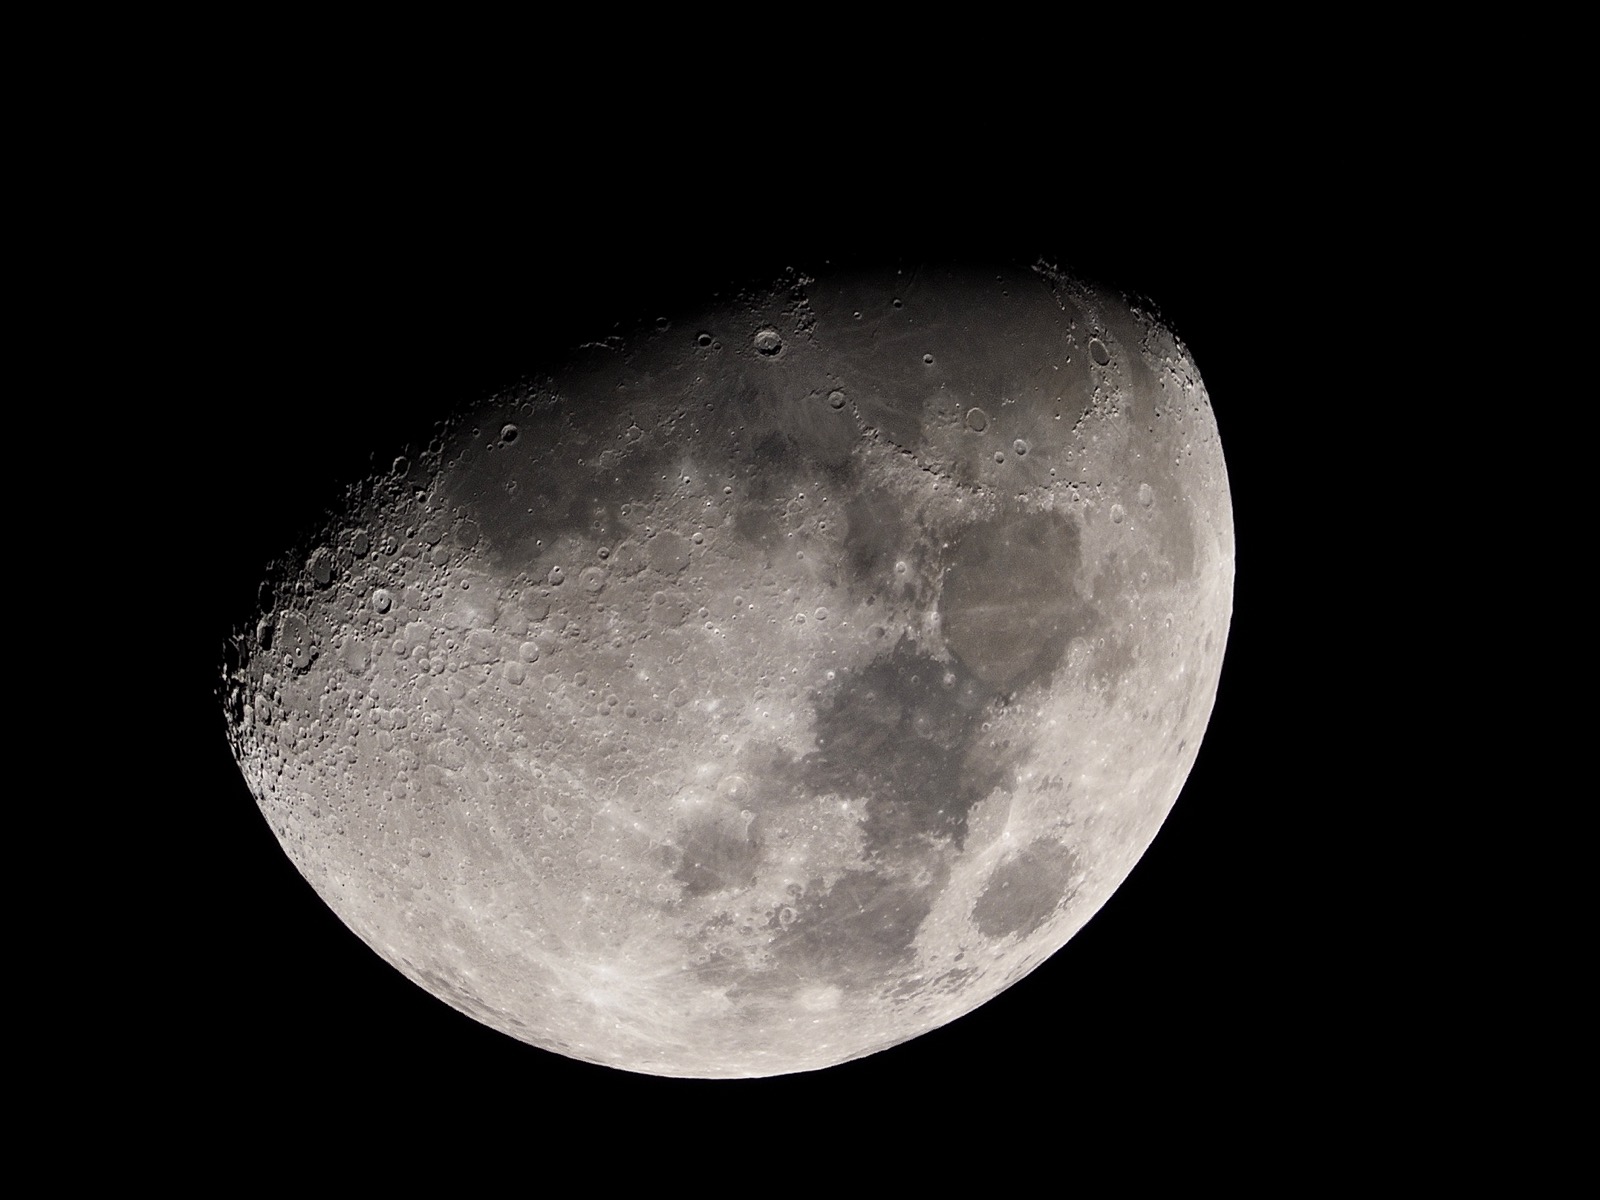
[147,152,1323,1138]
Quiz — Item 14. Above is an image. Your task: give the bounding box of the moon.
[221,259,1233,1078]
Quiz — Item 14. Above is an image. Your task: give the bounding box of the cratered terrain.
[221,259,1234,1077]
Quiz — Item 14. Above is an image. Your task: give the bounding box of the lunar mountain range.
[221,260,1234,1077]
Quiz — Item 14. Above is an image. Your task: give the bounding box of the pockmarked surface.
[223,262,1234,1077]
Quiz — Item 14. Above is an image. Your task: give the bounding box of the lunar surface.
[221,261,1234,1077]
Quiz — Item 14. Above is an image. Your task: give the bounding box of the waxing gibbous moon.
[222,260,1234,1078]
